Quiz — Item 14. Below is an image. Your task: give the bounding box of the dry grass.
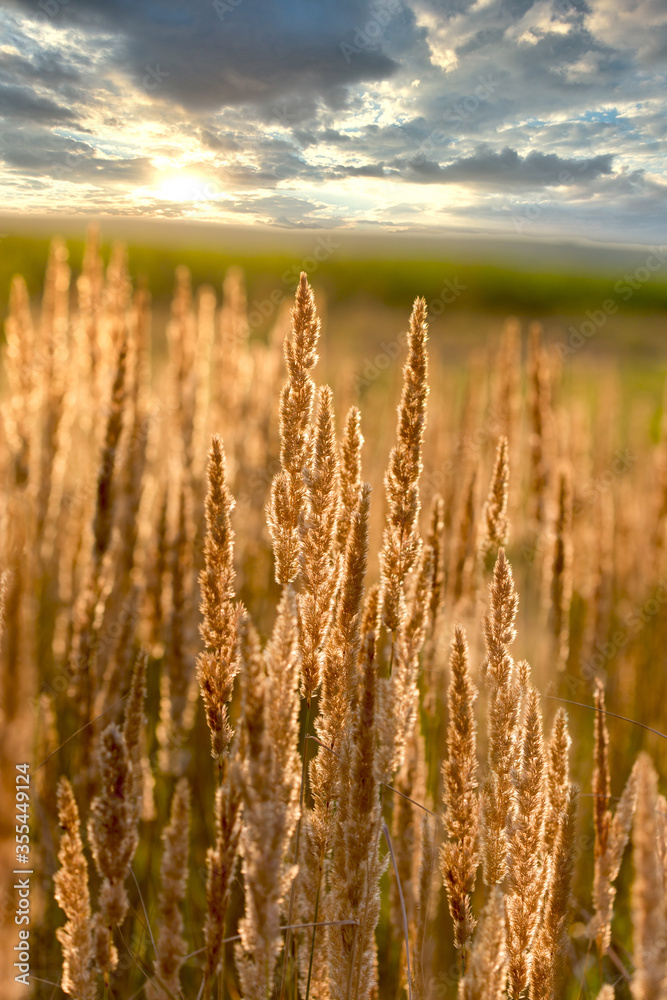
[1,228,667,1000]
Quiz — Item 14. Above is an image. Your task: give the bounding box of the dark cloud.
[14,0,404,117]
[579,168,667,202]
[292,130,317,148]
[406,146,614,187]
[294,127,355,148]
[231,194,321,215]
[0,84,77,123]
[320,128,353,144]
[223,192,346,228]
[0,51,82,88]
[0,126,152,184]
[200,128,240,152]
[270,214,339,229]
[220,152,321,189]
[1,0,666,242]
[345,163,388,177]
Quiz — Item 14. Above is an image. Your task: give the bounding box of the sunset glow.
[0,1,665,243]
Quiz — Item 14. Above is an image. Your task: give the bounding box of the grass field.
[1,226,666,1000]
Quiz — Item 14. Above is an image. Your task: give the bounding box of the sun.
[155,171,219,203]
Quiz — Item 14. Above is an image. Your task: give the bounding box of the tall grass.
[1,228,666,1000]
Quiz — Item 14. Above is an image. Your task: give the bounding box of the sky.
[0,0,666,245]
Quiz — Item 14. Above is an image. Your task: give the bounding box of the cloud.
[406,146,614,187]
[0,126,152,184]
[223,192,347,228]
[341,163,389,177]
[0,0,665,243]
[0,50,82,88]
[13,0,404,117]
[0,83,77,123]
[586,0,667,64]
[269,214,345,229]
[293,127,354,148]
[199,128,241,152]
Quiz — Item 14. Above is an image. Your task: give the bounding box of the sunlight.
[155,171,219,203]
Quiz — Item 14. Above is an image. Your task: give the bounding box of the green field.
[2,231,666,328]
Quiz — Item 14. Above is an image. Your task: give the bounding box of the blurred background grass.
[1,227,666,360]
[1,220,666,999]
